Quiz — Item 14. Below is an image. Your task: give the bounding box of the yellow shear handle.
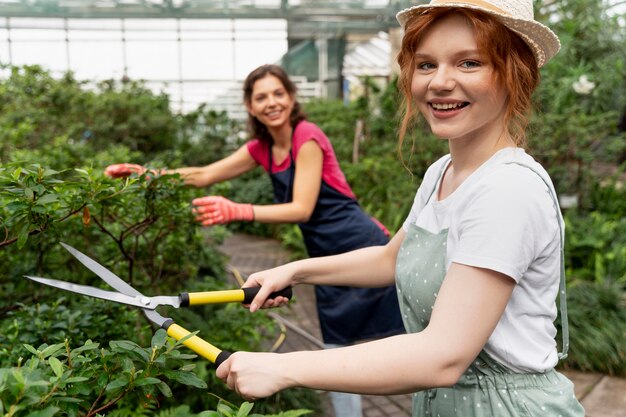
[186,286,292,306]
[165,322,232,366]
[187,289,245,305]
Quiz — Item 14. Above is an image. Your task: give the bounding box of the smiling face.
[246,74,295,131]
[410,13,509,145]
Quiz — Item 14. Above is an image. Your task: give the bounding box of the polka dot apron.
[395,159,585,417]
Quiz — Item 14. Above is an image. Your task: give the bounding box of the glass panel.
[68,41,125,80]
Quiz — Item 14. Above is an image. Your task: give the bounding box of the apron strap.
[422,156,569,360]
[505,162,569,360]
[268,127,296,203]
[424,156,452,205]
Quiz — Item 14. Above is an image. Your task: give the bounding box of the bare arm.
[190,141,323,226]
[219,263,515,399]
[105,145,258,186]
[172,145,258,187]
[244,229,406,312]
[251,140,323,223]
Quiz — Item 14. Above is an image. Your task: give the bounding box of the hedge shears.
[24,242,292,367]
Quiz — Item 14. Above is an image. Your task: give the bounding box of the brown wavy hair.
[397,8,540,149]
[243,64,307,144]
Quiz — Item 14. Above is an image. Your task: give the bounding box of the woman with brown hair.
[105,64,404,417]
[215,2,585,416]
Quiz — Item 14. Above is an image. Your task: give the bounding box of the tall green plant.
[531,0,626,202]
[0,65,179,161]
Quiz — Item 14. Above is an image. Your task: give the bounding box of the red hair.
[397,8,539,148]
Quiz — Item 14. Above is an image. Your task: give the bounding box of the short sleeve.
[292,122,330,156]
[292,121,356,199]
[452,165,559,282]
[246,139,270,172]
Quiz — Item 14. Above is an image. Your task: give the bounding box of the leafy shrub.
[0,332,314,417]
[0,65,321,414]
[560,280,626,375]
[531,0,626,203]
[0,65,182,160]
[0,332,209,417]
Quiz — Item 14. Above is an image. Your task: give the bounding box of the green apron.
[395,159,585,417]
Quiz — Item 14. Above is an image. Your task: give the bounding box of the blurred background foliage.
[0,0,625,414]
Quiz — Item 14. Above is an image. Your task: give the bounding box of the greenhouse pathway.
[218,233,626,417]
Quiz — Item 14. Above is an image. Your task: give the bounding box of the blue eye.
[417,62,436,71]
[461,60,480,69]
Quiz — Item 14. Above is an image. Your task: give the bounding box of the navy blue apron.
[268,128,404,344]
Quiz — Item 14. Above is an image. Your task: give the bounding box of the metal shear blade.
[22,242,289,366]
[59,242,140,297]
[23,276,180,309]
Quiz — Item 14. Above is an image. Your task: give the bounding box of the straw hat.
[396,0,560,67]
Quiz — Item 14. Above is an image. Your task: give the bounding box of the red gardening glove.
[192,196,254,226]
[104,163,146,178]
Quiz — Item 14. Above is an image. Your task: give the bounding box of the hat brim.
[396,3,560,67]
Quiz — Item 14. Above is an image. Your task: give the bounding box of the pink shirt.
[246,120,356,199]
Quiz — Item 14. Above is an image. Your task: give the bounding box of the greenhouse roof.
[0,1,419,33]
[343,31,391,77]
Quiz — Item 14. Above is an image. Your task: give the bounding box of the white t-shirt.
[402,148,564,372]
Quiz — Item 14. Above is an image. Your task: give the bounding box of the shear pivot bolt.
[140,296,151,305]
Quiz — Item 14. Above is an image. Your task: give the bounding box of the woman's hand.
[104,163,147,178]
[192,196,254,226]
[243,264,296,312]
[216,352,294,401]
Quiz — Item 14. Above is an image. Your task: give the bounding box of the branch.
[87,392,126,417]
[0,204,86,248]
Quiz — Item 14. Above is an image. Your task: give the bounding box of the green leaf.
[67,382,91,396]
[96,373,108,389]
[12,167,22,180]
[134,377,161,386]
[236,402,254,417]
[11,368,25,386]
[180,364,196,372]
[48,356,63,378]
[40,343,65,359]
[28,358,41,370]
[17,231,28,249]
[197,412,220,417]
[64,376,89,383]
[217,403,235,417]
[55,397,84,403]
[36,194,59,205]
[163,369,207,388]
[120,356,134,372]
[25,187,34,200]
[31,185,45,195]
[151,328,168,349]
[70,342,100,355]
[23,380,50,388]
[155,380,173,397]
[42,168,59,177]
[109,340,150,361]
[23,344,39,355]
[106,377,129,392]
[25,406,60,417]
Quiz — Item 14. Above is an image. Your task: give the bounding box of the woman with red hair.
[216,1,585,416]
